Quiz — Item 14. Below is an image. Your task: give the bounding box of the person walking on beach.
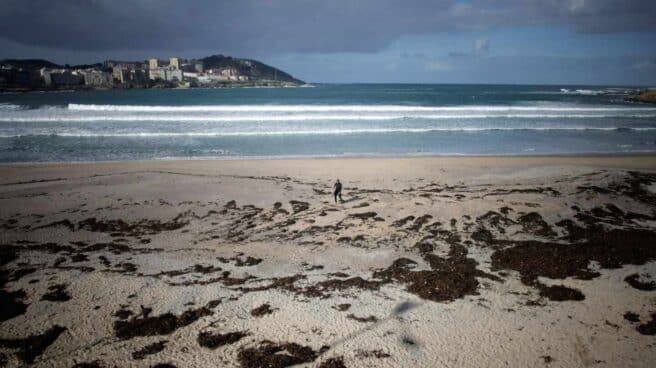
[333,179,343,203]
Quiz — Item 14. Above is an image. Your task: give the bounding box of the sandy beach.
[1,155,655,368]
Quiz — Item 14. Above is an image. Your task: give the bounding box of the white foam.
[2,113,656,123]
[0,103,23,111]
[559,88,608,95]
[2,127,654,138]
[67,103,656,113]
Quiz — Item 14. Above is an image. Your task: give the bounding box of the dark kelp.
[114,306,212,340]
[0,325,67,364]
[238,341,328,368]
[198,331,249,349]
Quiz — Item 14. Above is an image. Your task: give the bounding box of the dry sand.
[1,156,655,367]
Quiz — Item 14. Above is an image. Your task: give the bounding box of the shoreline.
[2,152,656,168]
[0,150,656,166]
[2,154,655,190]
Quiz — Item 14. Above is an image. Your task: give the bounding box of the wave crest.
[2,127,654,138]
[66,103,656,113]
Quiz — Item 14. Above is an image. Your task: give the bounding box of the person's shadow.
[339,195,362,204]
[325,300,421,349]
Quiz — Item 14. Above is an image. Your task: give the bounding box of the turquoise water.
[0,84,655,162]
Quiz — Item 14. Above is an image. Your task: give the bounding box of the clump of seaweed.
[198,331,249,349]
[238,341,328,368]
[114,305,213,340]
[132,341,167,360]
[0,325,67,364]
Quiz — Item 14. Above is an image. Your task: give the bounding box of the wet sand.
[1,155,655,367]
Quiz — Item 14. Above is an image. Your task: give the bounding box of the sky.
[0,0,655,85]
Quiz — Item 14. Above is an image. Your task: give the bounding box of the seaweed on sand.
[114,305,213,340]
[198,331,249,349]
[0,325,67,364]
[237,341,328,368]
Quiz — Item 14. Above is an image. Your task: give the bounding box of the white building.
[40,68,84,87]
[112,67,148,86]
[82,70,113,88]
[149,66,182,82]
[197,75,212,84]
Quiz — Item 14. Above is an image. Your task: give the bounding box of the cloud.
[447,38,491,58]
[473,38,490,56]
[0,0,654,56]
[631,59,656,70]
[385,61,399,70]
[425,60,452,71]
[401,52,429,60]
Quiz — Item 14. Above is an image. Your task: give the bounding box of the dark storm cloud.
[0,0,654,54]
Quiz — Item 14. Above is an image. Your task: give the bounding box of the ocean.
[0,84,655,162]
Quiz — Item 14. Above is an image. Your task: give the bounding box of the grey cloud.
[401,52,429,60]
[447,38,490,58]
[0,0,654,55]
[473,38,490,56]
[631,59,656,71]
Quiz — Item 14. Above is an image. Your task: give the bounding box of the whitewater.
[0,84,655,161]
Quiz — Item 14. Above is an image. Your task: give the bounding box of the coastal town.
[0,55,304,91]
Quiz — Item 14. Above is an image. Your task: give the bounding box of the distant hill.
[200,55,303,84]
[0,59,61,70]
[1,59,106,71]
[70,63,103,70]
[0,54,304,89]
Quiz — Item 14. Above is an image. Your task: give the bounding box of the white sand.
[0,156,655,368]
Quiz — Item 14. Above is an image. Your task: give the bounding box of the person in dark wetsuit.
[333,179,343,203]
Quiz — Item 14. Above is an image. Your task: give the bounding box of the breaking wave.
[0,103,24,111]
[2,127,655,138]
[67,103,656,113]
[1,83,656,162]
[2,114,656,123]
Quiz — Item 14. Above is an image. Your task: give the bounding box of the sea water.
[0,84,655,162]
